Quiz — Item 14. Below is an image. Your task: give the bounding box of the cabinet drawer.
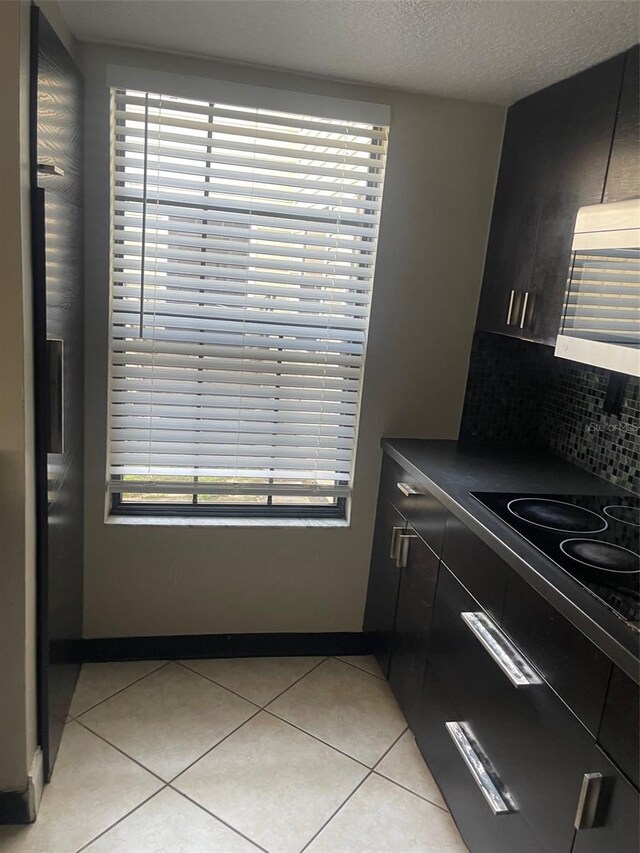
[441,514,510,621]
[416,664,542,853]
[430,566,602,853]
[502,574,612,735]
[380,452,447,556]
[598,666,639,788]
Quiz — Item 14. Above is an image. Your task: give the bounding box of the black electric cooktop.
[471,492,640,631]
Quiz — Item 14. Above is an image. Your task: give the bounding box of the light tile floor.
[0,656,467,853]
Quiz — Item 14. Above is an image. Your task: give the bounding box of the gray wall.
[79,42,505,638]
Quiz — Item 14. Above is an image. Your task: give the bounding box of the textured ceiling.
[58,0,639,105]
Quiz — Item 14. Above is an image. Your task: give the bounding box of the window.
[107,70,389,517]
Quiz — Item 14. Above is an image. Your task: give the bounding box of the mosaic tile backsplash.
[460,331,640,494]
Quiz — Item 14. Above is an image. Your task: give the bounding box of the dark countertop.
[382,438,639,684]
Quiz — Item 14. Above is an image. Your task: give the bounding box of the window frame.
[106,70,389,521]
[110,489,347,519]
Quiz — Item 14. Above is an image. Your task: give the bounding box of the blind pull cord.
[139,91,150,338]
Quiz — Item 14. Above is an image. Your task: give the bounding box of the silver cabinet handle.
[574,773,603,830]
[37,163,65,177]
[519,290,530,329]
[506,289,517,325]
[397,482,421,497]
[445,722,512,815]
[396,531,418,568]
[389,525,404,560]
[461,612,541,688]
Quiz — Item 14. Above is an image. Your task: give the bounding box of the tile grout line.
[71,660,173,720]
[167,785,270,853]
[72,717,170,785]
[177,654,329,709]
[73,787,168,853]
[176,656,407,772]
[167,706,263,784]
[298,725,409,852]
[333,656,386,680]
[371,727,450,813]
[261,707,373,771]
[69,657,435,852]
[175,658,392,773]
[371,769,449,813]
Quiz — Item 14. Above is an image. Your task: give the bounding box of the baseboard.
[78,631,371,663]
[0,748,44,825]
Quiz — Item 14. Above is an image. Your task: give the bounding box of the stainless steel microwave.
[555,198,640,376]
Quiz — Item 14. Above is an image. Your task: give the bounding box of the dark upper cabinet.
[527,54,626,344]
[477,50,628,345]
[388,528,439,731]
[604,45,640,203]
[476,94,547,337]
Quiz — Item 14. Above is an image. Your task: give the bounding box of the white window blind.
[107,78,389,503]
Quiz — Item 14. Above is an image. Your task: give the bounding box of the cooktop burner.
[559,539,640,573]
[507,498,607,533]
[471,492,640,630]
[604,504,640,527]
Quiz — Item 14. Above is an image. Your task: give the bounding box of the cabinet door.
[571,745,640,853]
[604,45,640,203]
[363,498,405,677]
[526,53,625,344]
[598,666,639,789]
[388,529,439,730]
[476,95,547,337]
[477,52,625,345]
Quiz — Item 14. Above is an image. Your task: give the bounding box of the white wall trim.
[27,748,44,820]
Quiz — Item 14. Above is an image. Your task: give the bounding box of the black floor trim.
[76,632,372,663]
[0,788,33,825]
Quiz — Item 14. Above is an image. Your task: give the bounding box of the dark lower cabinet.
[387,530,438,731]
[429,565,623,853]
[571,745,640,853]
[364,453,640,853]
[363,497,405,677]
[416,664,543,853]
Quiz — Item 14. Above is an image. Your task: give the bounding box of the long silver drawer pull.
[574,773,603,830]
[461,612,541,688]
[396,482,421,497]
[396,531,418,568]
[389,526,404,560]
[445,722,512,815]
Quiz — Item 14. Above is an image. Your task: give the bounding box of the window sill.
[105,515,350,529]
